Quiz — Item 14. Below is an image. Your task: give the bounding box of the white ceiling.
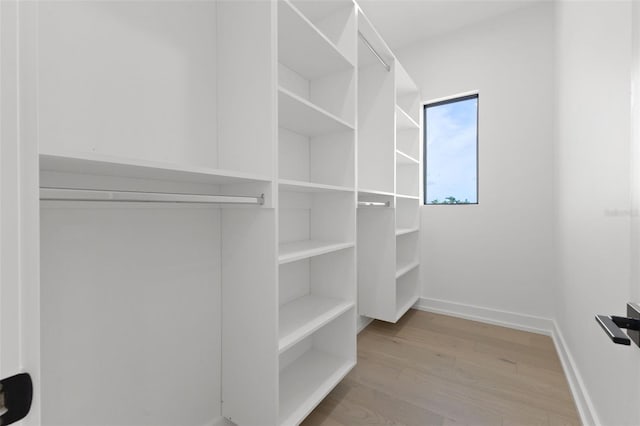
[357,0,544,50]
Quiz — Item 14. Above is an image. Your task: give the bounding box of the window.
[424,94,478,205]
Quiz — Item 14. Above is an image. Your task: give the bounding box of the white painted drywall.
[40,207,222,426]
[396,4,556,321]
[555,2,640,424]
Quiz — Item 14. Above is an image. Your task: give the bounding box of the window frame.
[423,93,479,206]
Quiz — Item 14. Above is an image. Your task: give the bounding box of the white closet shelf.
[278,0,354,81]
[358,188,395,197]
[396,194,419,200]
[396,150,419,165]
[279,240,354,264]
[279,179,354,193]
[396,105,419,130]
[395,294,419,323]
[396,261,419,279]
[279,88,355,137]
[279,349,355,426]
[279,295,354,353]
[40,152,272,186]
[396,228,419,236]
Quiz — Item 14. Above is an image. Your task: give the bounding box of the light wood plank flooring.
[303,309,581,426]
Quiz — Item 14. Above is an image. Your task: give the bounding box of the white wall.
[396,4,556,325]
[40,207,222,426]
[555,1,640,424]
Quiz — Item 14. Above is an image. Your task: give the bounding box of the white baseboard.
[551,321,600,426]
[412,297,598,426]
[413,297,553,335]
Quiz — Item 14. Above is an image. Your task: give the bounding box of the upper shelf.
[279,179,354,193]
[278,0,354,81]
[396,194,420,200]
[279,87,355,137]
[358,188,395,197]
[40,151,272,186]
[396,106,419,130]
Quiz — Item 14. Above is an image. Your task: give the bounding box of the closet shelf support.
[40,187,265,205]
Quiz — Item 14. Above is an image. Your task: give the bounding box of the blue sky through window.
[425,96,478,204]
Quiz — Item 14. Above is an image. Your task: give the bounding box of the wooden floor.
[302,309,581,426]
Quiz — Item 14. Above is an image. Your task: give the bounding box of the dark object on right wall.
[595,303,640,347]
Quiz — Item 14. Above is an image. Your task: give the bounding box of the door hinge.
[0,373,33,426]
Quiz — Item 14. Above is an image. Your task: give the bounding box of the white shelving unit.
[26,1,417,425]
[394,63,422,321]
[356,9,422,324]
[277,1,357,424]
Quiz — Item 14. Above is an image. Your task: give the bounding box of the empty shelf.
[279,295,354,353]
[396,228,419,236]
[396,261,419,279]
[279,179,354,193]
[279,240,354,264]
[278,0,354,80]
[279,88,354,137]
[396,149,419,165]
[358,188,395,197]
[396,105,419,130]
[279,349,354,426]
[40,151,271,186]
[396,194,419,200]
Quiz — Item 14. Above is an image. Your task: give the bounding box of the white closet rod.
[358,201,390,207]
[40,187,265,205]
[358,31,391,72]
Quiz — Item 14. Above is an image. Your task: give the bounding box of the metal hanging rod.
[358,31,391,72]
[40,187,265,205]
[358,201,390,207]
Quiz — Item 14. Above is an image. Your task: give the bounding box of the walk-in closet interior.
[22,0,420,425]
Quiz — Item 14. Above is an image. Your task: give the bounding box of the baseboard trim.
[413,297,598,426]
[551,321,600,426]
[413,297,553,335]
